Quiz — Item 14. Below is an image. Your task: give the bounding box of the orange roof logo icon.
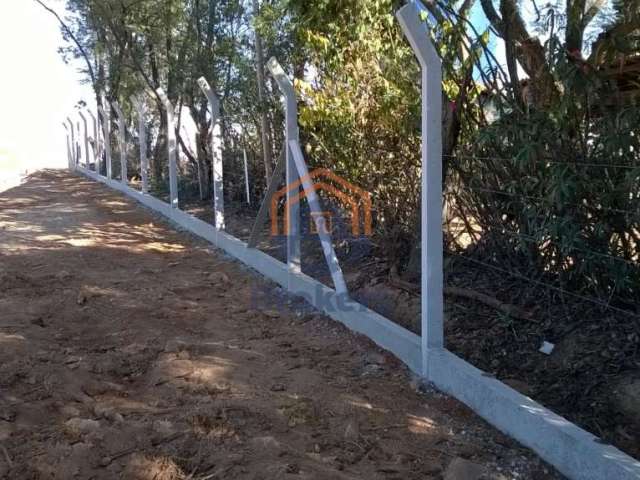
[271,168,372,237]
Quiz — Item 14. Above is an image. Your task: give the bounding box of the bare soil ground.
[181,192,640,459]
[0,170,562,479]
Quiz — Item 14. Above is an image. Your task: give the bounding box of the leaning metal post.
[267,57,301,274]
[247,149,286,249]
[98,106,112,179]
[66,117,76,168]
[78,111,89,167]
[397,3,445,371]
[86,109,99,171]
[196,77,225,229]
[112,101,128,184]
[288,140,349,295]
[156,88,179,208]
[130,96,149,194]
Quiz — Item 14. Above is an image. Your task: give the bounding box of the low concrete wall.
[428,348,640,480]
[76,166,640,480]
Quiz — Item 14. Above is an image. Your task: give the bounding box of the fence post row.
[131,96,149,194]
[63,14,436,317]
[397,3,444,373]
[266,57,301,274]
[197,77,225,229]
[156,88,179,209]
[98,106,112,179]
[112,101,128,184]
[78,111,89,168]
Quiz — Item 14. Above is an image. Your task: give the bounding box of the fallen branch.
[388,272,534,322]
[444,286,535,322]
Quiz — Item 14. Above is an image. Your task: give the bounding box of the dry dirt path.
[0,170,561,479]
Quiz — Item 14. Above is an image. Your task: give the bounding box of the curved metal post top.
[396,2,441,69]
[397,0,444,355]
[197,77,220,110]
[266,57,295,99]
[266,57,299,125]
[266,57,301,274]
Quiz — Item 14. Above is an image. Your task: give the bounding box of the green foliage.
[451,27,640,306]
[52,0,639,308]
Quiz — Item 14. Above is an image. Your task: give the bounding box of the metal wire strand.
[451,220,640,267]
[449,253,640,319]
[463,185,640,218]
[445,153,640,171]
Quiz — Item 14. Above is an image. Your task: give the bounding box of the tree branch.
[33,0,97,90]
[480,0,504,36]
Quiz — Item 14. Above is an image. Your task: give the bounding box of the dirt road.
[0,170,560,479]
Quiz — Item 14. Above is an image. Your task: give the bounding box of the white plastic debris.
[539,341,555,355]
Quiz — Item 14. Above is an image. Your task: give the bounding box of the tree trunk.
[253,0,274,184]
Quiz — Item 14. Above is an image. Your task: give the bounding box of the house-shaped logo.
[271,168,372,237]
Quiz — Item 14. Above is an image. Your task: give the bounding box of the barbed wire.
[449,220,639,267]
[461,185,640,218]
[445,153,640,171]
[449,253,640,319]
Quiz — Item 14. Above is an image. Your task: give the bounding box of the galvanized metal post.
[131,96,149,193]
[267,57,301,274]
[87,109,99,171]
[197,77,225,229]
[76,120,81,166]
[78,111,89,167]
[66,117,76,168]
[112,101,127,184]
[157,88,179,209]
[397,3,445,370]
[98,106,112,179]
[243,148,251,205]
[63,123,72,169]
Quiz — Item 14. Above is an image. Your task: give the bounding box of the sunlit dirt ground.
[0,170,561,479]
